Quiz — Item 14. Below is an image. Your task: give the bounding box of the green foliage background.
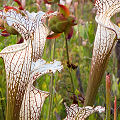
[0,0,120,120]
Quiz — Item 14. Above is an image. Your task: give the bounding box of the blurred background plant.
[0,0,120,120]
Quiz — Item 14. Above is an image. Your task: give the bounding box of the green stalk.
[113,47,116,74]
[114,96,117,120]
[106,73,111,120]
[0,91,5,120]
[48,39,56,120]
[65,36,75,93]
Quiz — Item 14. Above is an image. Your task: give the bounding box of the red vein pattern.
[20,85,49,120]
[0,9,62,120]
[0,10,57,59]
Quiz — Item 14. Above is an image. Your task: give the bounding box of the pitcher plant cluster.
[0,0,120,119]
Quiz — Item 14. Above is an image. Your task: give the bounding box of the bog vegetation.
[0,0,120,120]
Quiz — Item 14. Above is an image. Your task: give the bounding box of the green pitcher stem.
[48,39,56,120]
[65,36,75,93]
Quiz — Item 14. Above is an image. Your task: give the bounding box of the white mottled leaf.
[0,8,60,120]
[64,103,105,120]
[30,59,63,82]
[85,0,120,105]
[20,85,49,120]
